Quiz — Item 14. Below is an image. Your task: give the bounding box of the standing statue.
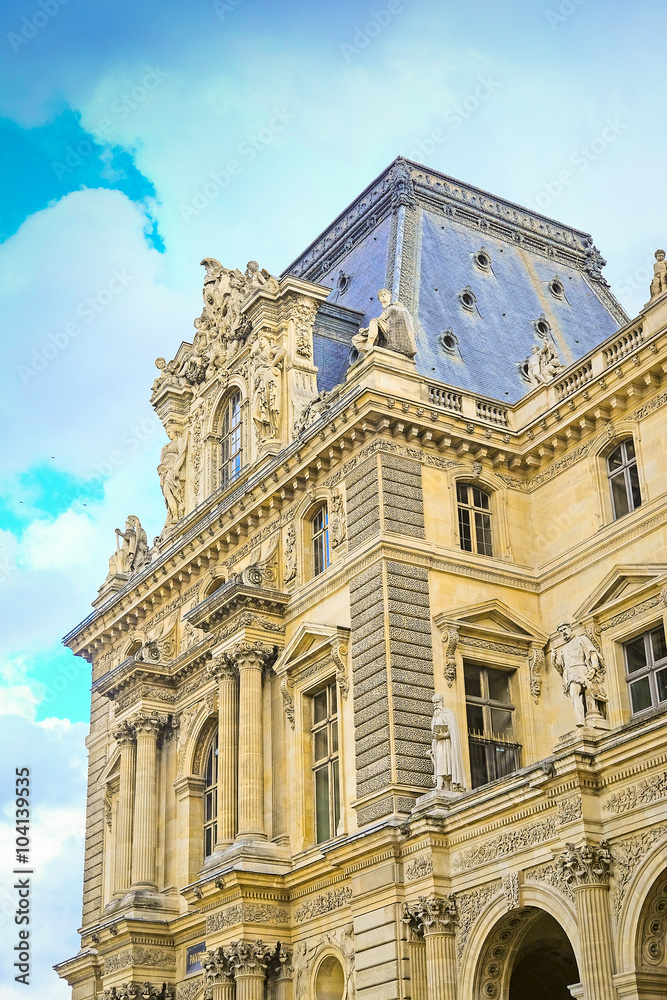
[106,515,149,579]
[650,249,667,299]
[429,693,466,792]
[553,622,608,727]
[351,288,417,359]
[251,336,287,441]
[158,426,188,524]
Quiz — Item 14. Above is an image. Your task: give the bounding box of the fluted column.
[208,657,239,846]
[112,722,136,894]
[228,941,269,1000]
[230,642,273,840]
[404,895,458,1000]
[557,842,617,1000]
[130,713,166,888]
[269,944,293,1000]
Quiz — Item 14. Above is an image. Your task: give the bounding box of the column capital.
[207,655,239,683]
[112,721,136,747]
[128,712,170,738]
[403,894,458,937]
[224,640,276,672]
[225,939,272,977]
[202,947,234,985]
[267,943,293,980]
[556,840,613,887]
[101,985,175,999]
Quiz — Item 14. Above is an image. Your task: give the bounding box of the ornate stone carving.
[429,693,466,792]
[251,336,286,443]
[294,886,353,922]
[453,817,556,871]
[352,288,417,359]
[650,249,667,299]
[112,720,136,747]
[101,986,175,1000]
[207,656,238,683]
[293,925,354,1000]
[330,635,349,699]
[106,516,149,580]
[517,338,565,386]
[402,894,458,936]
[158,426,188,525]
[176,980,204,1000]
[502,872,520,911]
[225,940,272,977]
[177,694,215,776]
[557,795,583,825]
[405,856,433,880]
[456,883,502,963]
[477,909,533,998]
[553,621,608,728]
[330,490,347,549]
[293,388,334,437]
[283,523,297,584]
[279,675,295,729]
[556,841,612,887]
[611,826,667,914]
[525,860,575,902]
[639,870,667,966]
[104,948,176,974]
[443,627,458,687]
[528,646,545,703]
[224,641,275,672]
[129,712,170,738]
[206,902,289,932]
[606,771,667,815]
[201,948,234,986]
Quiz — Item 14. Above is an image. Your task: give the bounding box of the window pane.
[330,719,338,753]
[657,669,667,703]
[330,684,337,714]
[472,487,490,510]
[487,668,510,704]
[630,677,652,714]
[314,728,328,762]
[468,737,490,788]
[456,482,469,504]
[458,507,472,551]
[466,703,484,734]
[491,708,514,738]
[332,759,341,834]
[474,511,493,556]
[652,627,667,663]
[607,444,623,471]
[628,464,641,510]
[315,767,330,843]
[624,438,635,460]
[313,690,328,723]
[611,473,630,518]
[205,827,213,857]
[625,636,648,674]
[464,664,482,697]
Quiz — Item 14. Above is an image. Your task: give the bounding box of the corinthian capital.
[402,894,458,937]
[128,712,169,738]
[207,655,238,683]
[556,841,613,887]
[225,939,271,976]
[111,721,136,747]
[202,947,234,985]
[224,641,275,672]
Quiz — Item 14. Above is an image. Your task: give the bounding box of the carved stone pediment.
[572,564,667,621]
[272,623,350,728]
[185,580,289,635]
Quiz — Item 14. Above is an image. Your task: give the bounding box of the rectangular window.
[464,662,521,788]
[312,504,330,577]
[624,623,667,714]
[312,682,340,843]
[203,733,218,857]
[457,483,493,557]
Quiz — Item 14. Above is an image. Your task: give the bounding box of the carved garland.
[453,817,556,871]
[606,771,667,815]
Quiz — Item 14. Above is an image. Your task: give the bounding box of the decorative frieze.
[611,826,667,915]
[104,947,176,974]
[502,872,520,911]
[453,817,556,871]
[606,771,667,815]
[206,902,289,932]
[101,986,175,1000]
[406,856,434,881]
[294,886,353,922]
[557,796,583,825]
[524,860,575,902]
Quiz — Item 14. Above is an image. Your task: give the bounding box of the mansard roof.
[285,157,628,404]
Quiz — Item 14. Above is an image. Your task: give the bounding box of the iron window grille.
[464,662,521,788]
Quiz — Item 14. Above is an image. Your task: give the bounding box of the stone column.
[269,944,293,1000]
[229,642,273,840]
[208,657,239,846]
[228,941,269,1000]
[557,842,617,1000]
[112,722,136,894]
[202,948,234,1000]
[130,713,165,889]
[404,896,458,1000]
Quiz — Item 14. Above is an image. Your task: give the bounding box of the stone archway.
[633,867,667,991]
[474,907,579,1000]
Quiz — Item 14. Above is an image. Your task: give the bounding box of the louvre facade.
[56,158,667,1000]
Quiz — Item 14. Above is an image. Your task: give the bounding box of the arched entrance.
[475,907,579,1000]
[634,867,667,986]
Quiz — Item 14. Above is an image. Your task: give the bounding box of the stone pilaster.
[226,642,274,840]
[557,841,616,1000]
[208,657,239,846]
[404,895,458,1000]
[130,713,167,888]
[227,940,270,1000]
[112,722,136,894]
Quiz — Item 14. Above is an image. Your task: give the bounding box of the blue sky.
[0,0,665,994]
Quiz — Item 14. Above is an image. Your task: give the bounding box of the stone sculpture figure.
[106,516,149,578]
[352,288,417,359]
[553,622,608,727]
[251,336,287,441]
[429,693,466,792]
[158,427,188,524]
[520,339,565,386]
[650,249,667,299]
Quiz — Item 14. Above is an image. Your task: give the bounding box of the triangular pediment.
[574,564,667,620]
[273,622,350,675]
[434,600,548,646]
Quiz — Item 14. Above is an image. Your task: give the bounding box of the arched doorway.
[634,867,667,984]
[475,907,579,1000]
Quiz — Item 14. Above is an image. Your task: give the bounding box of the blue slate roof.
[286,158,628,403]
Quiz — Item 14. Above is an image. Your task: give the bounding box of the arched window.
[221,391,243,488]
[203,731,218,857]
[312,503,330,576]
[607,438,641,519]
[456,483,493,556]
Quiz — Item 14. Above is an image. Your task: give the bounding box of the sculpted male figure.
[650,249,667,299]
[429,692,466,793]
[352,288,417,359]
[553,622,607,727]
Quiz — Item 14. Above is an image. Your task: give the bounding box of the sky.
[0,0,665,994]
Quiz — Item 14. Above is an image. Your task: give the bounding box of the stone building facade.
[56,159,667,1000]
